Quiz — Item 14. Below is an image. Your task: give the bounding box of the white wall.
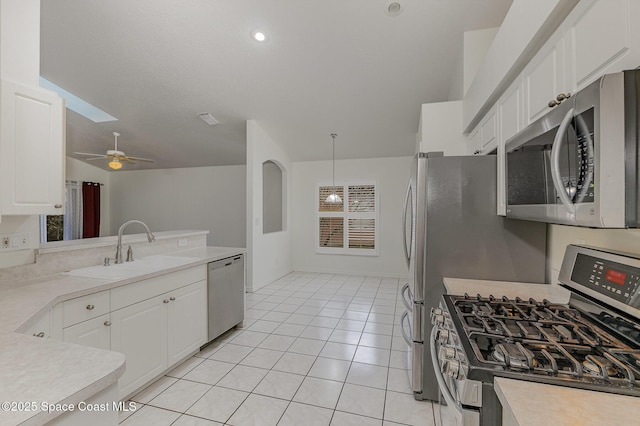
[463,27,499,97]
[109,165,246,248]
[417,101,468,155]
[65,157,111,237]
[292,156,411,278]
[246,120,292,292]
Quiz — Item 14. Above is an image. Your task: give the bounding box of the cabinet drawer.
[62,291,110,328]
[111,265,206,311]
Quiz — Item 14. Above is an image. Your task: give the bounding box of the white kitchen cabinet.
[478,106,497,154]
[496,77,524,216]
[167,280,207,367]
[0,79,65,215]
[63,313,111,350]
[523,37,567,125]
[111,295,168,399]
[565,0,640,92]
[467,126,480,155]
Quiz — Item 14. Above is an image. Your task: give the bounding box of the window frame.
[316,180,379,256]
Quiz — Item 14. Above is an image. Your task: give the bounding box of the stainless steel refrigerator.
[399,153,547,401]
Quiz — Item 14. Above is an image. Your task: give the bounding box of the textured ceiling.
[40,0,512,171]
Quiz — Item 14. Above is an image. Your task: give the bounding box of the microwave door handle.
[550,107,576,216]
[402,182,412,267]
[430,326,464,414]
[573,113,595,203]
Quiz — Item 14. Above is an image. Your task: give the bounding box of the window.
[317,182,378,255]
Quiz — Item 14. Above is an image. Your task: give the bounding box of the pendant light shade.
[326,133,342,204]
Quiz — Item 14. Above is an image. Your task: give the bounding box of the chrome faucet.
[115,220,156,264]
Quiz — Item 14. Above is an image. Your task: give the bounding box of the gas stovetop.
[443,293,640,396]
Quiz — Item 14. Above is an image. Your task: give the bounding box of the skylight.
[39,77,118,123]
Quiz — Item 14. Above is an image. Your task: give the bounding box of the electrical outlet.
[1,237,9,249]
[178,239,188,247]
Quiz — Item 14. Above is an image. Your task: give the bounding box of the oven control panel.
[570,253,640,305]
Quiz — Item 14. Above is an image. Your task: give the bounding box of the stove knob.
[431,308,443,318]
[432,314,445,326]
[436,328,450,344]
[445,359,463,380]
[439,346,456,361]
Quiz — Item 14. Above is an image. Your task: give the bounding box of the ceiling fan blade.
[126,156,155,163]
[85,157,108,161]
[74,152,106,157]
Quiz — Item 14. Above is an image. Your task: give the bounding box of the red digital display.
[605,269,626,285]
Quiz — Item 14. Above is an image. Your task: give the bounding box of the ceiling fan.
[74,132,155,170]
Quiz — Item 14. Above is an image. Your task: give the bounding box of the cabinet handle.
[548,99,560,108]
[104,321,111,327]
[170,297,176,301]
[556,93,571,102]
[86,304,95,310]
[163,299,170,304]
[33,332,45,338]
[54,204,63,209]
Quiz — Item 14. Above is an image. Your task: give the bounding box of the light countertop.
[0,246,244,426]
[495,378,640,426]
[442,276,640,426]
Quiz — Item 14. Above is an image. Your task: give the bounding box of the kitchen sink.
[63,255,200,280]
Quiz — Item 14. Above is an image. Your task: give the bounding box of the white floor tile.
[253,370,305,400]
[186,386,249,423]
[272,352,316,375]
[342,311,370,321]
[363,322,394,336]
[231,330,270,347]
[247,319,282,334]
[166,356,205,378]
[336,383,386,419]
[309,357,351,381]
[147,379,210,412]
[258,334,296,351]
[383,391,435,426]
[285,313,316,325]
[288,337,326,356]
[309,316,340,328]
[216,364,269,392]
[345,362,388,389]
[359,333,392,349]
[240,348,284,369]
[227,394,289,426]
[386,368,412,394]
[273,323,307,337]
[328,329,362,345]
[182,359,235,385]
[293,377,344,409]
[353,346,390,367]
[196,340,225,358]
[300,326,334,340]
[336,319,366,332]
[209,343,254,363]
[260,311,291,322]
[331,411,382,426]
[172,414,223,425]
[319,342,357,361]
[278,402,333,426]
[120,405,181,426]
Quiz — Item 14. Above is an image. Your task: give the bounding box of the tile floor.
[119,272,438,425]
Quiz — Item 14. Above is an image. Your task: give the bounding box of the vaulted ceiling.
[40,0,512,170]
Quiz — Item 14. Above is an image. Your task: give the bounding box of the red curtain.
[82,182,101,238]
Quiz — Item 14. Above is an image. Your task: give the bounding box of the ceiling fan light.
[108,159,123,170]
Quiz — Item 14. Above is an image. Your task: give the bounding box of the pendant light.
[326,133,342,204]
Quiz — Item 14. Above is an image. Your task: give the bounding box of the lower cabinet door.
[167,280,207,367]
[63,314,111,350]
[111,296,168,399]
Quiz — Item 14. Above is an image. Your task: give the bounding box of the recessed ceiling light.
[198,112,219,126]
[386,2,402,17]
[251,29,268,42]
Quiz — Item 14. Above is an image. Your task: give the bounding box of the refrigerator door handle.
[402,181,412,268]
[401,283,413,312]
[412,302,423,343]
[400,311,413,346]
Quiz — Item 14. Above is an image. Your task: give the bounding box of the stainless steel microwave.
[505,70,640,228]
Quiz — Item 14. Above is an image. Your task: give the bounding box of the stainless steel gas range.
[432,245,640,426]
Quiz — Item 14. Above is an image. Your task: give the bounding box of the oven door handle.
[430,326,463,415]
[401,283,413,312]
[402,181,412,268]
[550,107,576,216]
[400,311,413,346]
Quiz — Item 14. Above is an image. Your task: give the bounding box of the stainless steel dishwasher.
[207,254,244,341]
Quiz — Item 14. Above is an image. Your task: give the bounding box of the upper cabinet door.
[0,80,65,215]
[566,0,639,92]
[524,38,566,125]
[497,77,523,216]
